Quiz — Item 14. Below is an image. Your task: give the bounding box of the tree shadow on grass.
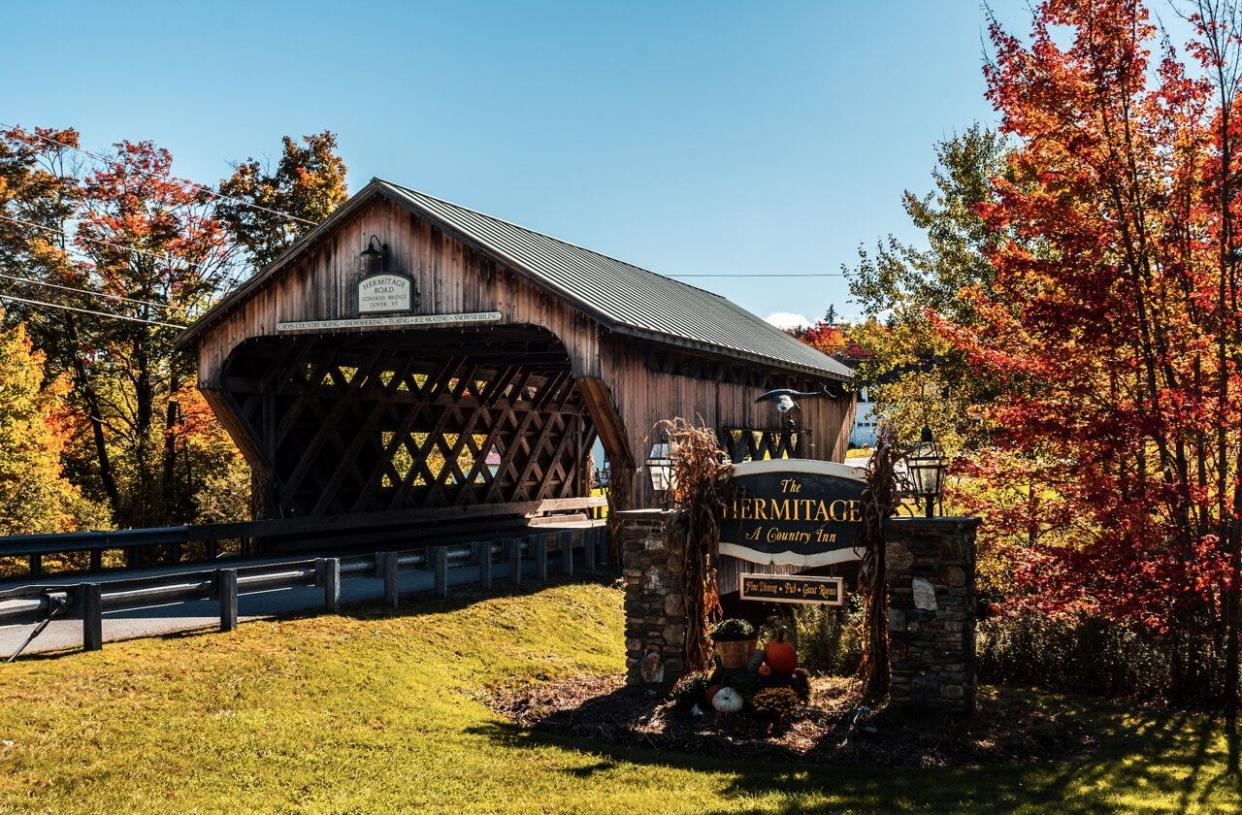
[336,575,615,623]
[469,690,1242,814]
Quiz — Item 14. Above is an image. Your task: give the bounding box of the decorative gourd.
[712,686,744,714]
[757,661,773,678]
[765,629,798,674]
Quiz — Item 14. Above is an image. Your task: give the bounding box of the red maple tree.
[937,0,1242,707]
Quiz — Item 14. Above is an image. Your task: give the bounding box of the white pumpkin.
[711,686,744,714]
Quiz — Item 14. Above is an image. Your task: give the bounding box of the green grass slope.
[0,583,1238,814]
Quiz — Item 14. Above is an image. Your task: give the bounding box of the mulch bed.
[487,673,1097,767]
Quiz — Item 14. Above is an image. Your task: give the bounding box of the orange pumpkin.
[757,662,773,678]
[765,629,797,674]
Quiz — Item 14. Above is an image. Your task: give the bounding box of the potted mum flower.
[710,618,756,670]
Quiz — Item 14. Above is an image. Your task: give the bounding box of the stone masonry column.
[885,516,981,714]
[616,509,686,686]
[615,509,980,713]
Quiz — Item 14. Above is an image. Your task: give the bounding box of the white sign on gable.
[358,273,413,314]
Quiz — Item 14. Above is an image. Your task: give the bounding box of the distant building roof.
[179,179,852,381]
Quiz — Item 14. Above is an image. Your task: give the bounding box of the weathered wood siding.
[196,198,603,388]
[599,341,855,506]
[192,196,856,512]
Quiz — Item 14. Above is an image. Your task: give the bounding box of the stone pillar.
[885,517,980,714]
[617,509,686,686]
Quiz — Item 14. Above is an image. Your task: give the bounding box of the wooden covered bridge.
[175,179,856,547]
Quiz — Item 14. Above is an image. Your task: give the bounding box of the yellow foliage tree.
[0,317,108,535]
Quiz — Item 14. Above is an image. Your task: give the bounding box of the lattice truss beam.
[218,330,597,517]
[720,426,810,463]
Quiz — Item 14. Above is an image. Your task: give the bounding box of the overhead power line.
[0,122,317,226]
[0,292,186,329]
[0,214,200,268]
[669,273,846,278]
[0,272,186,313]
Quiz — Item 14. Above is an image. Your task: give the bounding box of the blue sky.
[2,0,1034,325]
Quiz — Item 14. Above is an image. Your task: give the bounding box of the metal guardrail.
[0,496,610,579]
[1,525,609,660]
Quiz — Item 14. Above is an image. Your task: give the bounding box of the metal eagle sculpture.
[754,385,839,426]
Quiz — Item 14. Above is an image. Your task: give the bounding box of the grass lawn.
[1,583,1239,814]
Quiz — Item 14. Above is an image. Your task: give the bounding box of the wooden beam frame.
[219,332,596,518]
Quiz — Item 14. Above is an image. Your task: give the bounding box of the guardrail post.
[383,551,400,610]
[89,549,103,572]
[29,554,42,578]
[476,541,492,590]
[597,527,610,570]
[584,527,597,573]
[205,538,218,562]
[324,558,341,614]
[534,536,548,583]
[561,530,575,577]
[434,547,448,598]
[509,538,523,589]
[219,569,238,632]
[80,583,103,652]
[169,542,182,565]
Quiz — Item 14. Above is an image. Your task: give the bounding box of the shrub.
[792,601,863,675]
[710,618,755,642]
[669,672,711,711]
[749,687,804,722]
[977,612,1176,700]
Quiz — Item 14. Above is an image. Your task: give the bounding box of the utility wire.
[0,122,317,226]
[0,214,200,268]
[1,214,242,299]
[0,272,188,313]
[669,274,846,278]
[0,292,186,328]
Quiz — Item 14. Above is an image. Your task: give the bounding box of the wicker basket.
[716,639,757,670]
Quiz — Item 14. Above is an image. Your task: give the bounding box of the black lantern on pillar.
[645,439,676,502]
[906,425,947,518]
[360,235,386,268]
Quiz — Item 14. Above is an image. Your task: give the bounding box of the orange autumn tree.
[940,0,1242,709]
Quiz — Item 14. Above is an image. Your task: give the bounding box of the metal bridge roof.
[179,179,852,381]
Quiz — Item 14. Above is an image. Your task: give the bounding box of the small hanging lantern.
[360,235,386,268]
[905,425,947,518]
[645,439,677,499]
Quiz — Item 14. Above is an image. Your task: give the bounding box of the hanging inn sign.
[719,459,867,599]
[720,460,865,606]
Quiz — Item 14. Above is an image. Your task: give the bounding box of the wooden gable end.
[194,196,604,390]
